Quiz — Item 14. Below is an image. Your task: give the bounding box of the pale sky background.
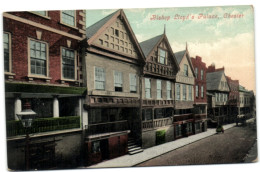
[86,5,255,93]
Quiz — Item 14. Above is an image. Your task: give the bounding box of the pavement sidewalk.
[87,123,236,168]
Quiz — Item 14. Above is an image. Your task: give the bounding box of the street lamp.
[16,101,37,170]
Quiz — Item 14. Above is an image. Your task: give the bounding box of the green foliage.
[156,130,166,145]
[6,116,80,137]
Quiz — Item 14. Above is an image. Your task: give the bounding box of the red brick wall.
[3,11,83,86]
[8,11,84,37]
[191,56,207,103]
[226,76,239,106]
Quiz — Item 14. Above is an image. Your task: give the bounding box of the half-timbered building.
[139,31,179,148]
[174,46,195,139]
[82,9,146,164]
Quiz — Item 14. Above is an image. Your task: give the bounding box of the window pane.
[159,49,166,64]
[30,40,47,75]
[33,11,47,16]
[130,74,137,92]
[62,10,75,26]
[145,78,151,98]
[95,67,105,90]
[62,48,75,79]
[4,33,10,72]
[157,80,162,99]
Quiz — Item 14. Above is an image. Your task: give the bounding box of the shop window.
[91,141,101,153]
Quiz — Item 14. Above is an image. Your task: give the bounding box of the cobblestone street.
[136,126,257,167]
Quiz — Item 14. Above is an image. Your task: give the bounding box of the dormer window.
[158,48,166,64]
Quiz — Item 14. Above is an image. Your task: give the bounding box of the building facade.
[4,10,87,170]
[191,56,207,133]
[82,9,146,165]
[174,46,195,139]
[139,32,180,148]
[206,65,230,126]
[226,76,239,123]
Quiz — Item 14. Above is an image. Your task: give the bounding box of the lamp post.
[16,101,36,171]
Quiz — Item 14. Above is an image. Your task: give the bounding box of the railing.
[142,117,173,129]
[85,120,128,135]
[174,113,194,122]
[194,113,207,121]
[6,116,80,137]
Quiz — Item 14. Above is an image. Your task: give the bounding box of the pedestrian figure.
[216,125,224,134]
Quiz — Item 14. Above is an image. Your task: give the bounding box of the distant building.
[191,56,207,133]
[226,76,239,123]
[239,85,254,119]
[206,64,230,126]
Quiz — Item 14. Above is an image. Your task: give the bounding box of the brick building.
[4,10,87,170]
[191,56,207,133]
[174,45,195,139]
[139,31,179,148]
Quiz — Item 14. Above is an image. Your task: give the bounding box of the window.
[201,69,204,80]
[115,29,119,37]
[145,78,151,98]
[176,84,180,100]
[91,141,101,153]
[61,10,75,26]
[187,123,193,133]
[142,109,152,121]
[129,73,137,93]
[195,67,198,78]
[157,80,162,99]
[184,64,188,76]
[114,71,123,92]
[99,39,103,45]
[62,48,75,79]
[195,123,200,130]
[176,125,182,137]
[182,84,186,100]
[201,85,204,98]
[189,85,192,100]
[159,49,166,64]
[30,40,47,76]
[166,81,172,99]
[4,33,11,72]
[196,85,199,98]
[33,11,47,16]
[216,93,218,102]
[95,67,105,90]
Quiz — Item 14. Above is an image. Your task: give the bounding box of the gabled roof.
[140,34,163,58]
[206,70,224,90]
[86,10,119,39]
[85,9,146,64]
[239,85,250,92]
[174,50,186,64]
[139,34,180,71]
[175,47,195,77]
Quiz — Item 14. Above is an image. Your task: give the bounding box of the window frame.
[156,80,162,99]
[4,32,12,73]
[188,85,192,100]
[114,70,123,92]
[145,78,151,99]
[201,69,204,80]
[176,83,180,100]
[30,11,50,19]
[196,85,199,98]
[201,85,204,98]
[94,66,106,90]
[158,48,167,65]
[60,47,77,81]
[166,81,172,100]
[182,84,186,101]
[60,10,77,28]
[129,73,137,93]
[28,38,50,78]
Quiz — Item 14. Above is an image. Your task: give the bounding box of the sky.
[86,5,255,93]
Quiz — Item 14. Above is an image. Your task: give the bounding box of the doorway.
[100,139,109,160]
